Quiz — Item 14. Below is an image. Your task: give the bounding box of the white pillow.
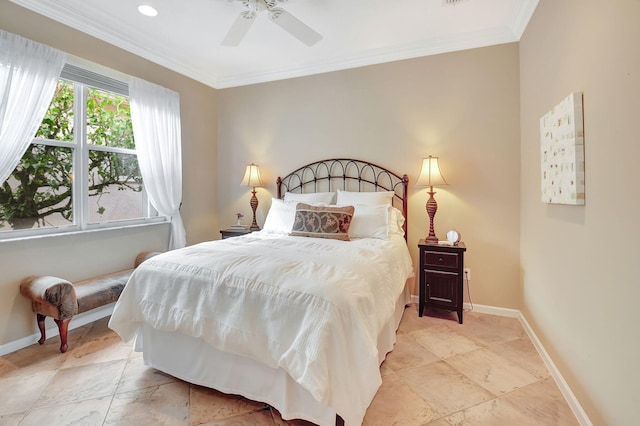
[262,198,297,234]
[347,204,390,239]
[389,207,406,237]
[284,191,335,204]
[336,189,394,206]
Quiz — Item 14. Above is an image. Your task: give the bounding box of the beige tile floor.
[0,305,579,425]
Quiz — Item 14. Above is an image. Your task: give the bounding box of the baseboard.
[516,311,593,426]
[411,296,591,426]
[463,302,521,318]
[0,304,115,356]
[409,296,520,318]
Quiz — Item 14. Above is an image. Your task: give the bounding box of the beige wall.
[0,1,218,346]
[218,43,522,307]
[519,0,640,424]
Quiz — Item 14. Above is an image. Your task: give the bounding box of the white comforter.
[109,232,413,425]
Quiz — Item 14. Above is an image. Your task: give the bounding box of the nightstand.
[418,240,467,323]
[219,228,252,239]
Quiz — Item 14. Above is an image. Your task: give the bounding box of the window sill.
[0,219,169,244]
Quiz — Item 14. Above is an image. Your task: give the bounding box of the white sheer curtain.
[0,30,66,183]
[129,77,186,249]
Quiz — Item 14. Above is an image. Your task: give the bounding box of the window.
[0,64,161,238]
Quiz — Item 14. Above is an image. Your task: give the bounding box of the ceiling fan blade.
[222,10,257,46]
[268,7,322,46]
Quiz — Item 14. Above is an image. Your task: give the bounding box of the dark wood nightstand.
[418,240,467,323]
[219,228,252,239]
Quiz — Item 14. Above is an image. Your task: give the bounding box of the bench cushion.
[20,251,161,319]
[20,276,78,320]
[75,269,133,314]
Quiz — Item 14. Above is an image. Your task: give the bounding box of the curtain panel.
[129,77,186,249]
[0,30,66,183]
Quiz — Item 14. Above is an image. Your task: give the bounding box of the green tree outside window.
[0,80,142,231]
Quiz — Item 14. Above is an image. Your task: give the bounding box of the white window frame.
[0,59,165,241]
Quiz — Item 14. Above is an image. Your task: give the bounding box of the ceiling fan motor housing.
[241,0,285,12]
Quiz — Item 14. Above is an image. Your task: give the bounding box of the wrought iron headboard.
[276,158,409,239]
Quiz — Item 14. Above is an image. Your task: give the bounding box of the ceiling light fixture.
[138,5,158,17]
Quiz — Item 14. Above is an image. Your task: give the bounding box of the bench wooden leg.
[36,313,46,345]
[53,318,71,353]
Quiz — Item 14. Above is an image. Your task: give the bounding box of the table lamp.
[416,156,448,244]
[240,163,264,231]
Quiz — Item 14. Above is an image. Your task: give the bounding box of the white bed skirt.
[134,282,412,426]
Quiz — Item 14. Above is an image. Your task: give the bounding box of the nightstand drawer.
[423,250,459,269]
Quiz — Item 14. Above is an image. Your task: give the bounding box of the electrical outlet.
[464,268,471,280]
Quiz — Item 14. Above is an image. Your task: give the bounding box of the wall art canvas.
[540,92,585,205]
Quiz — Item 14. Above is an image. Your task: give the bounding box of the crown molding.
[10,0,537,90]
[511,0,540,39]
[216,26,518,88]
[9,0,221,88]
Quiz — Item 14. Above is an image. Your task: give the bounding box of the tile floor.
[0,305,579,425]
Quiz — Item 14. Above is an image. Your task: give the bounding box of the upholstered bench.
[20,251,159,353]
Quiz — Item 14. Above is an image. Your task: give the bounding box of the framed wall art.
[540,92,585,205]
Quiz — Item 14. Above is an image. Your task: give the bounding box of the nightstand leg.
[457,308,463,324]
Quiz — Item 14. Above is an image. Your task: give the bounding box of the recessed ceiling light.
[138,5,158,17]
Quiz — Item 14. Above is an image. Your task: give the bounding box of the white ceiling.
[10,0,539,89]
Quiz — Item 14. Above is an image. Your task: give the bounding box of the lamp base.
[425,235,439,244]
[425,189,439,244]
[249,188,260,231]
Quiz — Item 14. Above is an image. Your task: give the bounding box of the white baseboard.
[411,297,591,426]
[463,302,521,318]
[516,311,593,426]
[0,304,115,356]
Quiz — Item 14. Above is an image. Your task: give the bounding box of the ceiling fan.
[222,0,323,47]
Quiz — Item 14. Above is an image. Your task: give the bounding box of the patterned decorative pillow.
[290,203,355,241]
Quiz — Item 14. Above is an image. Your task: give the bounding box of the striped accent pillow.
[290,203,354,241]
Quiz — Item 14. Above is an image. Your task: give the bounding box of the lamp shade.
[415,156,448,187]
[240,163,264,187]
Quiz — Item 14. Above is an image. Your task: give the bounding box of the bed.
[109,158,413,426]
